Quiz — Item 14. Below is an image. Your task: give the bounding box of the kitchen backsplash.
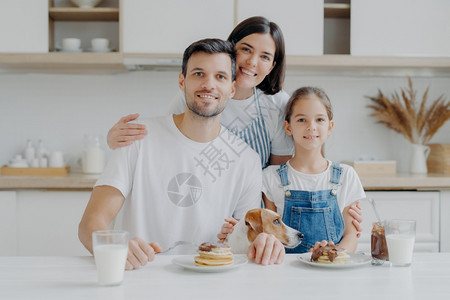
[1,71,449,173]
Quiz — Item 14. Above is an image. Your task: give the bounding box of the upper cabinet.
[351,0,450,57]
[122,0,234,54]
[0,0,48,53]
[0,0,124,72]
[0,0,450,74]
[237,0,324,56]
[48,2,120,52]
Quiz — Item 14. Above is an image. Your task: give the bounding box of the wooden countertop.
[0,173,99,190]
[361,173,450,190]
[0,173,449,191]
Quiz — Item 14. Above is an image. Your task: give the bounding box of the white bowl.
[70,0,103,8]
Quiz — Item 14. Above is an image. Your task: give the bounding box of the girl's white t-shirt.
[262,160,366,216]
[168,89,294,156]
[96,115,262,250]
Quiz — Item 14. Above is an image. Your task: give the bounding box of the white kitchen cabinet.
[0,191,17,256]
[16,190,91,256]
[356,191,440,253]
[122,0,234,54]
[237,0,323,56]
[351,0,450,56]
[0,0,48,53]
[441,190,450,252]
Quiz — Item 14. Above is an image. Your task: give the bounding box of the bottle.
[82,134,105,174]
[24,139,35,165]
[371,221,389,265]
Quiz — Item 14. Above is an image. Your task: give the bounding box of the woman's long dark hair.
[227,16,286,95]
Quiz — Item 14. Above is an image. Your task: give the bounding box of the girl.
[262,87,366,253]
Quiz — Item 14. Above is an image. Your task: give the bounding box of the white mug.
[31,158,39,168]
[91,38,109,50]
[39,157,48,168]
[49,151,64,168]
[62,38,81,50]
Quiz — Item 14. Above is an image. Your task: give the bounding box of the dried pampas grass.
[366,77,449,145]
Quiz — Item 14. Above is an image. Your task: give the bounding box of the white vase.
[410,144,430,174]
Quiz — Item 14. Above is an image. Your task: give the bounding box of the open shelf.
[121,53,450,75]
[2,53,449,75]
[49,7,119,22]
[0,52,126,73]
[285,55,450,75]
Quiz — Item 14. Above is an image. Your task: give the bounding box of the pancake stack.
[194,242,233,267]
[310,244,350,264]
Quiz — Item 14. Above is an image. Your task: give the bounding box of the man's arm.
[79,185,162,270]
[78,185,125,254]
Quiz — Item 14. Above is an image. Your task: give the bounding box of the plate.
[297,252,371,269]
[56,48,83,53]
[172,255,248,273]
[87,48,113,53]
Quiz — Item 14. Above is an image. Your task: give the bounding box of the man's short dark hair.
[181,38,236,81]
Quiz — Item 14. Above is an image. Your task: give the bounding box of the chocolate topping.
[311,245,343,262]
[371,222,389,260]
[198,242,229,252]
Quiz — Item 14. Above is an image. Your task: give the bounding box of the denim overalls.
[277,162,345,253]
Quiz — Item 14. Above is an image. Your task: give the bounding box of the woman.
[107,16,363,232]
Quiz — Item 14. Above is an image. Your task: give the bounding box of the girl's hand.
[217,217,238,243]
[308,240,335,252]
[107,113,148,149]
[348,201,363,238]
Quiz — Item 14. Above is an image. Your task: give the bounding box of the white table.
[1,254,449,299]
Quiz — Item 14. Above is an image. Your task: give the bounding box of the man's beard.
[185,95,226,118]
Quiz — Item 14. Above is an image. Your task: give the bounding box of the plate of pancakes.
[297,245,370,269]
[172,242,247,272]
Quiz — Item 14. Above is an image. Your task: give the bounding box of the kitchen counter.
[1,254,449,299]
[0,173,99,190]
[1,173,450,190]
[360,173,450,190]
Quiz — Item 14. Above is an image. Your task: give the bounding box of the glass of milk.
[385,219,416,267]
[92,230,129,286]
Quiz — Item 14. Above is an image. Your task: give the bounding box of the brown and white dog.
[225,208,304,254]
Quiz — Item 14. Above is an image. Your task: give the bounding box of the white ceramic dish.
[8,162,29,168]
[57,48,83,53]
[87,48,112,53]
[172,255,247,273]
[297,252,371,269]
[70,0,102,8]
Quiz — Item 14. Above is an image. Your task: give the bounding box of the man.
[79,39,286,270]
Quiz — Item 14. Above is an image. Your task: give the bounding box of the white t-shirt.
[168,89,294,156]
[262,160,366,216]
[96,115,262,250]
